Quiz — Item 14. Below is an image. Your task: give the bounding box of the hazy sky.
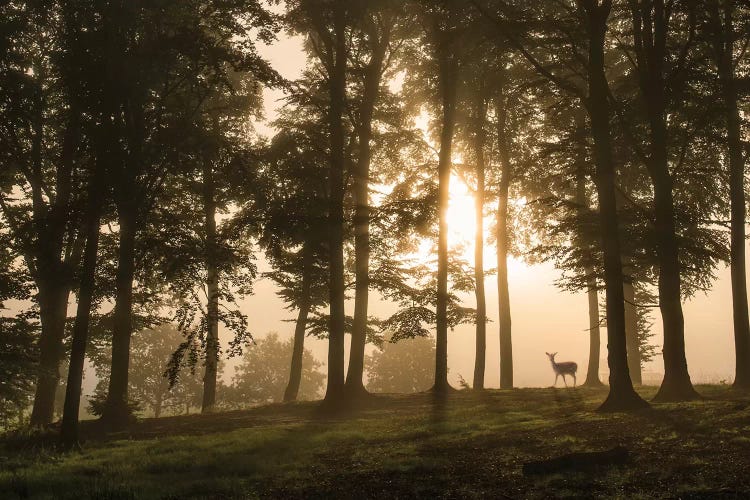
[236,29,741,390]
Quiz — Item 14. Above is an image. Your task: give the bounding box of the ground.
[1,385,749,499]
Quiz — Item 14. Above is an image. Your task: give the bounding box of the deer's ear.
[545,352,549,356]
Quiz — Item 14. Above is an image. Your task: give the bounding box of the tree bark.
[472,90,488,391]
[627,0,698,402]
[31,285,70,426]
[433,36,458,396]
[580,0,648,411]
[284,245,313,402]
[29,66,80,426]
[345,30,388,398]
[323,0,348,406]
[710,0,750,390]
[201,161,220,413]
[61,161,106,447]
[101,201,137,429]
[496,94,513,390]
[577,171,603,387]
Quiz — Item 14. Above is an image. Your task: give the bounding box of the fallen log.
[522,446,630,476]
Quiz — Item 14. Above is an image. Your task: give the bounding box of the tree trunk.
[710,1,750,390]
[323,0,348,406]
[284,245,313,402]
[496,93,513,390]
[623,280,642,384]
[346,37,387,398]
[584,276,603,386]
[30,285,70,426]
[29,76,79,427]
[61,164,106,447]
[581,1,648,411]
[577,171,603,387]
[202,161,220,413]
[626,0,697,402]
[433,42,458,396]
[472,91,488,391]
[101,202,137,429]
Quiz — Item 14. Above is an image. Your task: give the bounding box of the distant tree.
[228,333,325,404]
[90,325,206,418]
[366,335,435,393]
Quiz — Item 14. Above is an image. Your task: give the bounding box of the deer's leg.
[573,374,577,387]
[562,374,568,387]
[553,374,559,387]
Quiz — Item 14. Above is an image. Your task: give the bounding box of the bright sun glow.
[446,176,477,248]
[410,174,528,277]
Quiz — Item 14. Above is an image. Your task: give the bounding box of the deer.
[546,352,577,388]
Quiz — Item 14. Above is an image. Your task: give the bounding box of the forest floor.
[1,385,750,499]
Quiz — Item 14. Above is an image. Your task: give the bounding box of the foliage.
[226,333,325,405]
[89,325,206,418]
[365,334,435,393]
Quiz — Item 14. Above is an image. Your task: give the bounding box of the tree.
[707,0,750,390]
[285,0,350,406]
[345,0,405,399]
[253,96,330,402]
[366,335,436,393]
[408,0,467,395]
[97,0,278,428]
[228,333,325,404]
[0,0,88,426]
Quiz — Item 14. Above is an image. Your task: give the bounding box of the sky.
[231,27,741,390]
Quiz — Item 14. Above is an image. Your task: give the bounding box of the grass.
[1,385,750,499]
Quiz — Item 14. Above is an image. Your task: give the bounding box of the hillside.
[2,386,749,499]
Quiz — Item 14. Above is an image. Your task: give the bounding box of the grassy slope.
[1,385,750,499]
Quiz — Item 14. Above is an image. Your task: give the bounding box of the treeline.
[1,0,749,445]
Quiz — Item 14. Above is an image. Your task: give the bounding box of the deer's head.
[545,352,557,362]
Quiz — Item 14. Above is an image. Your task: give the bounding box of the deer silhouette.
[546,352,577,387]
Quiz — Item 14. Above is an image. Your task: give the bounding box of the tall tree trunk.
[284,245,313,402]
[323,0,348,405]
[623,280,642,384]
[29,70,79,426]
[710,1,750,390]
[496,95,513,390]
[61,165,106,447]
[581,0,648,411]
[577,171,603,387]
[346,36,388,397]
[627,0,697,402]
[433,42,458,395]
[472,90,488,391]
[102,202,137,429]
[202,161,220,413]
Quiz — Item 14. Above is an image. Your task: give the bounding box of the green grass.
[2,385,750,499]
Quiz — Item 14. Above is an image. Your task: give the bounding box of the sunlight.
[409,174,528,279]
[446,176,478,249]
